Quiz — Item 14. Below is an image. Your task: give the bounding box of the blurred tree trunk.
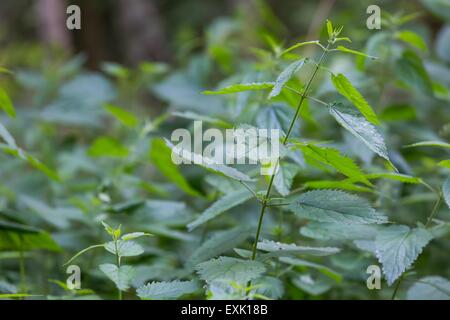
[117,0,170,64]
[36,0,72,51]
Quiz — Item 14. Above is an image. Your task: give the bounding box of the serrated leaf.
[406,276,450,300]
[331,73,380,125]
[187,226,251,266]
[395,50,433,94]
[304,179,373,193]
[196,257,265,284]
[88,137,129,158]
[443,177,450,209]
[257,240,340,256]
[165,139,252,182]
[202,82,274,95]
[99,264,134,291]
[269,59,305,98]
[287,190,387,224]
[273,162,299,196]
[365,173,422,184]
[300,222,381,240]
[375,225,433,286]
[104,240,144,257]
[329,104,389,160]
[187,189,253,231]
[137,280,199,300]
[0,87,15,118]
[150,139,201,196]
[121,232,152,241]
[256,104,298,136]
[299,144,371,185]
[103,103,138,127]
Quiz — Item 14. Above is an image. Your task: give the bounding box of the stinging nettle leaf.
[99,264,134,291]
[329,104,389,160]
[104,240,144,257]
[0,87,16,118]
[269,59,305,98]
[257,240,340,256]
[287,189,387,224]
[375,225,433,286]
[300,222,381,241]
[443,176,450,209]
[137,280,199,300]
[395,50,433,95]
[331,73,380,125]
[273,162,299,196]
[195,256,266,284]
[336,46,377,59]
[406,276,450,300]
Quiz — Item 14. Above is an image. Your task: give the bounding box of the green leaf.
[329,104,389,160]
[287,190,387,224]
[99,264,134,291]
[256,104,299,136]
[0,87,15,118]
[269,59,305,98]
[202,82,274,95]
[396,30,427,51]
[187,226,252,266]
[187,189,253,231]
[103,103,138,128]
[406,276,450,300]
[273,162,299,196]
[304,179,373,193]
[300,222,381,241]
[404,140,450,149]
[165,139,252,182]
[375,225,433,286]
[0,122,17,147]
[121,232,152,241]
[298,144,371,186]
[395,50,433,94]
[326,20,333,37]
[0,220,61,252]
[336,46,377,59]
[257,240,340,256]
[196,256,266,284]
[88,137,129,158]
[150,139,201,196]
[104,240,144,257]
[438,160,450,168]
[443,177,450,209]
[365,173,422,184]
[331,73,380,125]
[279,257,342,282]
[279,40,321,56]
[137,280,199,300]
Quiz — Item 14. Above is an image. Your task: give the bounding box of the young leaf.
[406,276,450,300]
[150,139,201,196]
[273,162,299,196]
[287,190,387,224]
[326,20,333,37]
[269,59,305,98]
[202,82,274,95]
[279,257,342,283]
[335,46,377,59]
[0,87,15,118]
[298,144,371,186]
[375,225,433,286]
[104,240,144,257]
[364,173,422,184]
[329,104,389,160]
[103,103,138,128]
[443,177,450,209]
[331,73,380,125]
[257,240,340,256]
[165,139,252,182]
[137,280,199,300]
[195,256,266,284]
[279,40,321,56]
[404,140,450,149]
[121,232,152,241]
[187,189,253,231]
[187,226,252,266]
[99,264,134,291]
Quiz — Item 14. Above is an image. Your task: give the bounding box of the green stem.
[391,274,404,300]
[114,238,122,300]
[250,44,330,261]
[425,192,442,228]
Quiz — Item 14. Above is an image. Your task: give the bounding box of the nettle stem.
[114,237,123,300]
[250,44,330,261]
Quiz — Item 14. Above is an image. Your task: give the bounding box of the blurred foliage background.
[0,0,449,300]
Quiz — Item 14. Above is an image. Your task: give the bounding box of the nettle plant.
[143,19,448,299]
[65,222,151,300]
